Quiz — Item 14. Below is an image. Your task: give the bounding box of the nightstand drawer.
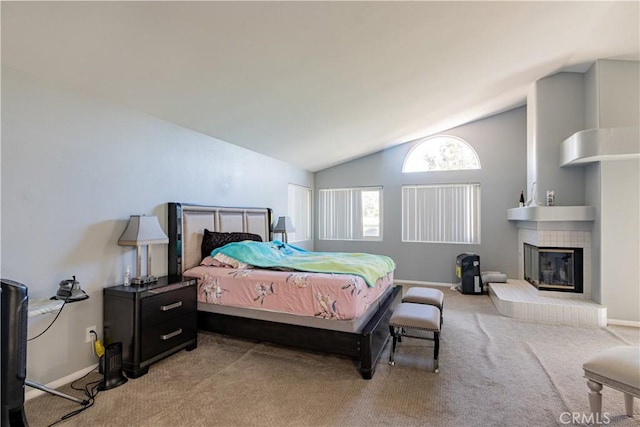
[141,286,196,326]
[141,313,197,361]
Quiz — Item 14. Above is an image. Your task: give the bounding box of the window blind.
[402,183,480,244]
[287,184,312,242]
[318,187,382,241]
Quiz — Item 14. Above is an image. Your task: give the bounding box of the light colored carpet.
[25,288,640,427]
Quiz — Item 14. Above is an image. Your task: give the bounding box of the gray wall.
[584,64,599,130]
[1,67,314,385]
[584,163,602,304]
[597,60,640,128]
[528,72,585,206]
[315,107,527,284]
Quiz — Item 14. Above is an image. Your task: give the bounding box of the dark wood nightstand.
[103,276,197,378]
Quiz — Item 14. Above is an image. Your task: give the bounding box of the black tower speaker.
[1,279,30,426]
[98,342,128,391]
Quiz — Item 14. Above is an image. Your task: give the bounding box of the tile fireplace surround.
[517,227,592,297]
[495,207,606,327]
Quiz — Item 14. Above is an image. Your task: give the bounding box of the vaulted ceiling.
[2,1,638,171]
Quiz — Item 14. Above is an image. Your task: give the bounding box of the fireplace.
[523,243,583,293]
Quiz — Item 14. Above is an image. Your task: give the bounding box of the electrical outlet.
[85,326,96,343]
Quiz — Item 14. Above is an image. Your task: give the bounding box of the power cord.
[44,331,105,425]
[27,301,67,341]
[46,366,102,427]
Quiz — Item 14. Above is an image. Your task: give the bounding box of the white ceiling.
[2,1,638,171]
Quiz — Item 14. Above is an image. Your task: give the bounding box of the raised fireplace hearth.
[524,243,583,293]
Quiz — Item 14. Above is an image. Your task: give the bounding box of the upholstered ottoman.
[402,287,444,324]
[388,302,441,373]
[583,346,640,418]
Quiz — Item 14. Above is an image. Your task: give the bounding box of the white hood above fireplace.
[560,126,640,166]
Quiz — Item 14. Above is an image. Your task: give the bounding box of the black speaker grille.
[1,278,29,414]
[17,295,28,379]
[100,342,128,391]
[106,343,123,371]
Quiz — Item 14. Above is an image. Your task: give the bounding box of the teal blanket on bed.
[210,240,395,287]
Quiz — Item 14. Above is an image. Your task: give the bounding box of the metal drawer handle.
[161,328,183,341]
[160,301,182,311]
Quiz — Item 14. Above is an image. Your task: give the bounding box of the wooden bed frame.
[167,202,400,379]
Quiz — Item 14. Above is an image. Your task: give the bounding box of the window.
[402,183,480,244]
[287,184,312,242]
[403,135,481,172]
[319,187,382,241]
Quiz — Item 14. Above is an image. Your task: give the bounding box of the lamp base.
[131,276,158,285]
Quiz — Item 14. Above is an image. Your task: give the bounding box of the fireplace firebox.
[523,243,583,293]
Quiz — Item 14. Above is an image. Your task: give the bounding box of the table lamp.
[273,216,295,243]
[118,215,169,285]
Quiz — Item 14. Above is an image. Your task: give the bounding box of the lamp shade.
[118,215,169,246]
[273,216,295,233]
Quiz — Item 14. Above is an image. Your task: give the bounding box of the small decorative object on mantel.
[519,190,525,208]
[546,190,555,206]
[525,182,542,207]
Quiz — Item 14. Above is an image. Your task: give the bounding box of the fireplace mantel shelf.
[507,206,596,222]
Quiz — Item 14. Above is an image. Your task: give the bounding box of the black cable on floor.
[46,367,102,427]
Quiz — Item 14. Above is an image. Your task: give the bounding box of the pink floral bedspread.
[184,265,394,320]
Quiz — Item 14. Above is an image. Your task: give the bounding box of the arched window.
[402,135,481,172]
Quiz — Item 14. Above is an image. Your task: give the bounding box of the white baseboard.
[25,363,99,401]
[607,318,640,328]
[394,279,455,288]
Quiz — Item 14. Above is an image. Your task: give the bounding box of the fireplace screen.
[524,244,583,292]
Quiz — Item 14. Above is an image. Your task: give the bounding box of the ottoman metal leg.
[433,331,440,373]
[389,326,398,365]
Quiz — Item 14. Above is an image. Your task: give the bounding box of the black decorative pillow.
[201,229,263,260]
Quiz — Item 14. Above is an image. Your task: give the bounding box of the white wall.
[1,67,314,385]
[600,159,640,322]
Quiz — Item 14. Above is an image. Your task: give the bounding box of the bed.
[167,202,400,379]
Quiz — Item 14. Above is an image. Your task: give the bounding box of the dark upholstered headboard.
[168,203,272,276]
